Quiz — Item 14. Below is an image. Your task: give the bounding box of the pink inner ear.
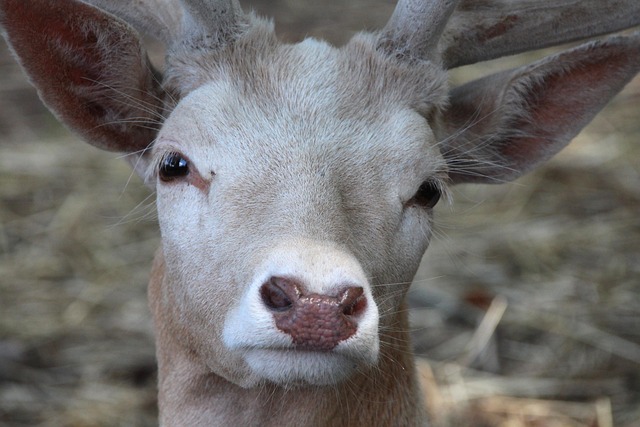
[5,1,104,83]
[503,48,632,163]
[1,0,162,153]
[442,36,639,185]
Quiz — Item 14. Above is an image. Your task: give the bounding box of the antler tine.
[85,0,182,43]
[379,0,461,63]
[441,0,640,69]
[179,0,246,46]
[87,0,247,48]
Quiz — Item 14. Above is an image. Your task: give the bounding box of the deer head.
[1,0,638,415]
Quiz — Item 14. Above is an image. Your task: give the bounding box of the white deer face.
[150,38,449,386]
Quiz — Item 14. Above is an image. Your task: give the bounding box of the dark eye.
[159,152,190,182]
[408,181,441,209]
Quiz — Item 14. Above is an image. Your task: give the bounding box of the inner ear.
[438,35,640,185]
[1,0,165,153]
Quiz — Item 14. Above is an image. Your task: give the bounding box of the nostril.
[263,280,368,351]
[260,277,300,312]
[339,286,367,317]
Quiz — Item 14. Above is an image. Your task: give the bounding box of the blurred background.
[1,1,638,426]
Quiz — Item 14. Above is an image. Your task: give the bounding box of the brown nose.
[260,276,367,351]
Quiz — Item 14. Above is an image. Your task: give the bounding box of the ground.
[1,1,639,426]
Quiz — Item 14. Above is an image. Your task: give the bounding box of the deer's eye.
[159,152,190,182]
[407,181,441,209]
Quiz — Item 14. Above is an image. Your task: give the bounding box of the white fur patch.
[222,238,379,385]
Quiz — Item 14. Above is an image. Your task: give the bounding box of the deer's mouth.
[241,347,366,386]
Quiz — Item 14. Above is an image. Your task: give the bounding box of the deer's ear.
[439,34,640,184]
[0,0,164,153]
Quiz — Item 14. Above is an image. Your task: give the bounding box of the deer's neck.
[148,252,426,427]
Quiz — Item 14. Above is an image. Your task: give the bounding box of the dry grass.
[1,1,639,426]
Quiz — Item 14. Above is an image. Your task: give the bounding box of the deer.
[1,0,639,425]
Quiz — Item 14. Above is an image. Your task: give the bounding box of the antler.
[85,0,247,48]
[379,0,461,62]
[85,0,182,43]
[178,0,247,47]
[440,0,640,69]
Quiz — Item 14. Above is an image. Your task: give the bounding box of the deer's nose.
[260,276,367,351]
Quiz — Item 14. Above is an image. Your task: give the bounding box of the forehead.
[159,35,449,175]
